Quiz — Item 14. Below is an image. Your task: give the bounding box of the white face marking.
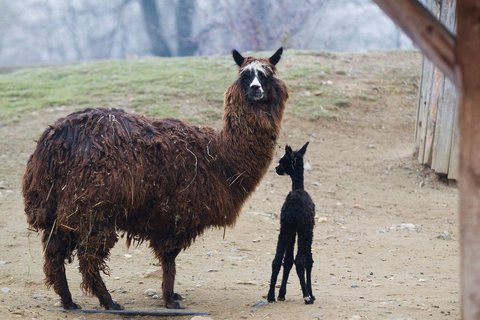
[250,73,262,90]
[240,60,269,76]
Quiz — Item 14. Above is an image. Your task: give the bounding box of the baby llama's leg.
[268,227,290,302]
[277,231,295,301]
[295,233,314,304]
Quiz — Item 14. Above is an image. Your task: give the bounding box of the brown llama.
[22,48,287,310]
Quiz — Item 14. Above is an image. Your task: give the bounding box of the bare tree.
[175,0,197,56]
[139,0,172,56]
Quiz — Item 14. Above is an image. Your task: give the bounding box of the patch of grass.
[1,50,418,124]
[0,56,234,124]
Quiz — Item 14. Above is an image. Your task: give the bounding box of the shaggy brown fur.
[23,48,288,310]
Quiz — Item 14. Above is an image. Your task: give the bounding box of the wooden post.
[456,1,480,318]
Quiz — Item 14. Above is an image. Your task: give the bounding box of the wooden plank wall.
[415,0,458,179]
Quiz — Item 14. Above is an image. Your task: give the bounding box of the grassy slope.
[0,50,419,124]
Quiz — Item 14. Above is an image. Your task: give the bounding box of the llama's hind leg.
[306,252,315,302]
[77,230,121,310]
[267,228,290,302]
[295,234,314,304]
[42,230,79,309]
[277,231,295,301]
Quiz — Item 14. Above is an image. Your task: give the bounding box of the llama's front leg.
[161,249,183,309]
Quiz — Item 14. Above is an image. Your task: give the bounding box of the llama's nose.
[251,84,261,91]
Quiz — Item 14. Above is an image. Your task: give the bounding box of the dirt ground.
[0,52,459,320]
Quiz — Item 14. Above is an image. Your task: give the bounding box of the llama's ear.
[232,49,245,67]
[269,47,283,65]
[285,145,293,155]
[298,142,309,156]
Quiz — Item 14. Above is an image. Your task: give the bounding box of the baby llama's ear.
[269,47,283,65]
[285,145,293,155]
[298,141,309,156]
[232,49,245,67]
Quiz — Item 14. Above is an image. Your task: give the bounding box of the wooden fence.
[414,0,458,180]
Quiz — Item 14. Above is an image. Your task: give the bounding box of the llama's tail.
[22,154,57,231]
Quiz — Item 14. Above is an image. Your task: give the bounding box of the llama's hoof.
[173,293,183,301]
[267,295,276,303]
[277,296,285,301]
[303,296,314,304]
[105,302,123,310]
[166,300,185,309]
[63,301,81,310]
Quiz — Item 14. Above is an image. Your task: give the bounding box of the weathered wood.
[414,0,442,164]
[423,66,444,165]
[457,0,480,317]
[448,121,459,180]
[372,0,456,84]
[431,0,458,175]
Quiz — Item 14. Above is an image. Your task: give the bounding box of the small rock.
[304,162,312,171]
[124,254,132,258]
[437,231,451,240]
[349,316,362,320]
[367,144,376,149]
[144,288,157,297]
[53,301,62,307]
[353,204,365,210]
[317,216,328,223]
[1,287,10,294]
[152,294,159,299]
[0,260,9,266]
[31,293,45,300]
[190,316,213,320]
[391,223,416,231]
[251,299,268,311]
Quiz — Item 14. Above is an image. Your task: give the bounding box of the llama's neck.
[216,83,286,224]
[290,168,305,191]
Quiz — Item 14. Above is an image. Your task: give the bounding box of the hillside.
[0,51,459,319]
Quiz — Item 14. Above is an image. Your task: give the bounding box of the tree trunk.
[175,0,197,56]
[139,0,171,57]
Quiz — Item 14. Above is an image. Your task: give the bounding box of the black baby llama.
[267,142,316,304]
[23,48,288,310]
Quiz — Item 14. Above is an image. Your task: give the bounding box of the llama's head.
[276,142,309,176]
[232,47,283,102]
